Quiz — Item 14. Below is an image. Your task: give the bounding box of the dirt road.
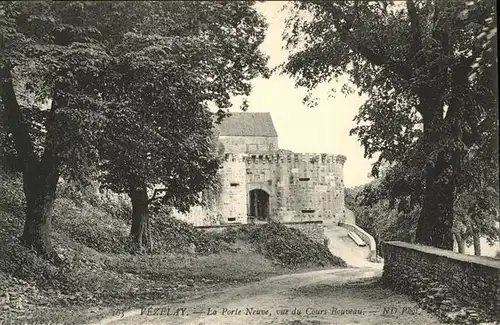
[90,267,443,325]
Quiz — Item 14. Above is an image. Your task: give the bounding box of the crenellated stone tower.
[173,112,347,226]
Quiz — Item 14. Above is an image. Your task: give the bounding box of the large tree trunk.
[415,159,455,250]
[20,108,60,260]
[415,97,456,250]
[453,230,465,253]
[21,175,59,259]
[473,231,481,256]
[1,64,61,261]
[129,183,150,253]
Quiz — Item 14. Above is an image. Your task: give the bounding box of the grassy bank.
[0,173,345,325]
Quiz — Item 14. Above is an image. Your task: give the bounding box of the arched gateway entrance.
[248,189,270,220]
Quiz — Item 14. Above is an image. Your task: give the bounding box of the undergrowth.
[219,223,347,268]
[0,172,346,324]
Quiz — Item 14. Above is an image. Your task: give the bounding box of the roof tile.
[216,112,278,137]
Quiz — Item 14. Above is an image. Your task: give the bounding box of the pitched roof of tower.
[216,112,278,137]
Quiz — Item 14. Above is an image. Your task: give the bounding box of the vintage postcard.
[0,1,498,325]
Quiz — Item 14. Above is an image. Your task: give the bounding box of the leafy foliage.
[148,205,233,255]
[2,1,269,205]
[279,0,497,248]
[1,1,114,184]
[346,159,500,251]
[89,2,270,252]
[1,1,269,255]
[222,222,347,268]
[280,0,496,173]
[346,183,421,251]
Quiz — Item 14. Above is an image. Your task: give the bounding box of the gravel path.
[89,267,443,325]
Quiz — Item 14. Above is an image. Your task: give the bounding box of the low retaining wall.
[382,241,500,322]
[340,222,376,259]
[195,221,325,244]
[194,223,242,233]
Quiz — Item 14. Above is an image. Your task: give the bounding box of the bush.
[0,173,25,219]
[221,222,347,269]
[207,227,240,244]
[52,199,129,254]
[0,237,70,291]
[96,194,131,224]
[149,207,234,255]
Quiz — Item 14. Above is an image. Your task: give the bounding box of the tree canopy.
[1,1,269,257]
[97,1,269,197]
[349,156,499,255]
[96,2,269,251]
[280,0,498,249]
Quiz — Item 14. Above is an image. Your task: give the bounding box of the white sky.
[222,1,376,187]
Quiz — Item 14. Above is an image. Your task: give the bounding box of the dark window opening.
[298,177,310,181]
[228,217,236,222]
[302,209,315,213]
[230,183,239,187]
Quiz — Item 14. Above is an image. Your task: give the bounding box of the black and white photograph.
[0,1,498,324]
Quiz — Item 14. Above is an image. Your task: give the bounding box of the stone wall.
[173,152,347,227]
[217,153,247,224]
[218,135,278,154]
[171,205,219,227]
[382,241,500,322]
[194,224,241,234]
[245,153,346,224]
[340,222,377,259]
[196,221,325,244]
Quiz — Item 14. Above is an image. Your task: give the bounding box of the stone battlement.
[176,113,347,227]
[223,152,347,164]
[222,153,247,163]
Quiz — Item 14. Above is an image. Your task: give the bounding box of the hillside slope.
[0,172,346,325]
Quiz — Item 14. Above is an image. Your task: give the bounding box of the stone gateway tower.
[173,112,347,226]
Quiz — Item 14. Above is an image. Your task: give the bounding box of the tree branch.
[431,1,451,59]
[314,1,413,80]
[431,0,441,40]
[445,54,476,124]
[338,32,412,80]
[407,0,423,62]
[0,64,38,175]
